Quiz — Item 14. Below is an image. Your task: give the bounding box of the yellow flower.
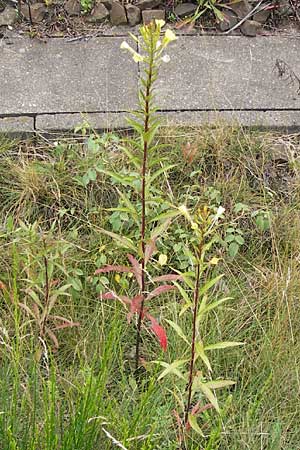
[158,254,168,266]
[115,274,121,283]
[120,41,144,63]
[178,205,189,216]
[120,41,130,50]
[163,29,177,46]
[209,257,220,265]
[155,19,166,28]
[191,222,198,230]
[133,53,145,63]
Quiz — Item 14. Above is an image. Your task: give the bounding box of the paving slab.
[0,116,34,135]
[1,35,300,132]
[157,36,300,110]
[160,110,300,131]
[35,112,128,133]
[0,36,138,115]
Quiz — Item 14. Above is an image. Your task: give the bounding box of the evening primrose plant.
[95,21,179,371]
[156,204,244,442]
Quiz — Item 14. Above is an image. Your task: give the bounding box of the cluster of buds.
[120,19,177,64]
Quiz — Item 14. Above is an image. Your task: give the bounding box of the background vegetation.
[0,124,299,449]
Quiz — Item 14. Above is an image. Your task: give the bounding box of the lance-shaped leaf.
[198,274,223,297]
[144,237,157,265]
[145,284,176,301]
[187,414,204,436]
[146,314,167,351]
[204,341,244,351]
[192,377,220,413]
[127,295,144,323]
[165,319,190,345]
[204,380,236,389]
[100,292,131,308]
[195,342,212,372]
[95,265,132,275]
[149,164,177,184]
[97,228,136,251]
[156,359,187,381]
[127,254,142,288]
[152,274,183,282]
[52,319,80,331]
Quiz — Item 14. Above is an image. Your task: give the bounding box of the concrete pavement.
[1,34,300,134]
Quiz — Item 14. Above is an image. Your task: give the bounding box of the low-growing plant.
[80,0,93,14]
[0,219,79,362]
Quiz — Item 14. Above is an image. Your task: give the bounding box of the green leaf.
[150,208,181,223]
[193,378,220,413]
[198,275,223,297]
[165,319,190,345]
[69,277,82,292]
[155,360,187,381]
[126,117,144,134]
[199,297,231,317]
[204,341,244,351]
[228,242,239,257]
[118,145,141,170]
[149,164,177,184]
[225,234,235,243]
[87,169,97,181]
[188,414,204,436]
[97,228,136,251]
[195,342,212,372]
[173,281,192,315]
[204,380,236,389]
[150,218,172,240]
[235,235,244,245]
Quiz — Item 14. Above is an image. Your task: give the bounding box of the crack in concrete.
[2,108,300,120]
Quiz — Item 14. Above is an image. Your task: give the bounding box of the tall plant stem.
[184,254,201,425]
[40,240,50,339]
[135,32,154,372]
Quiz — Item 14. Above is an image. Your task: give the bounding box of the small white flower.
[161,54,170,63]
[178,205,189,216]
[156,40,162,49]
[216,206,225,218]
[121,41,144,63]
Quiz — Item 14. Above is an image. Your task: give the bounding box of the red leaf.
[173,409,183,428]
[45,327,59,351]
[127,295,144,323]
[53,320,80,330]
[100,292,131,306]
[144,238,157,265]
[0,281,7,290]
[181,142,197,164]
[145,284,176,301]
[146,313,167,351]
[95,265,132,275]
[152,274,183,282]
[127,254,142,288]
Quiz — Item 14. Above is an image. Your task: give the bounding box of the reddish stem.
[135,31,154,372]
[184,244,202,425]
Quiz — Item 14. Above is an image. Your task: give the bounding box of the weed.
[95,20,178,371]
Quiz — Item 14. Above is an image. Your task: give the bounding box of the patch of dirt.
[0,0,299,38]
